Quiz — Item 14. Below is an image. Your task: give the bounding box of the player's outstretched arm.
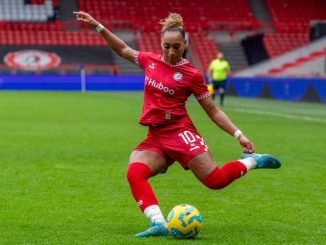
[73,11,137,64]
[198,96,255,153]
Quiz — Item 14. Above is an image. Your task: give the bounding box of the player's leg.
[166,127,247,189]
[218,80,227,106]
[219,87,225,106]
[187,152,247,189]
[212,81,219,100]
[127,150,169,237]
[187,151,281,189]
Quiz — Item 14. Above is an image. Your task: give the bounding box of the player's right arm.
[73,11,137,64]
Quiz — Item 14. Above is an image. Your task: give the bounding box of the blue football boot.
[241,153,281,169]
[135,222,169,238]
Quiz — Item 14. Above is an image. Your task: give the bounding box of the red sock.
[202,161,247,189]
[126,162,158,212]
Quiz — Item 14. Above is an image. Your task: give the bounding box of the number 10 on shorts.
[178,130,208,152]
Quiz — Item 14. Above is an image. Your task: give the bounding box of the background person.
[74,11,281,238]
[207,52,231,106]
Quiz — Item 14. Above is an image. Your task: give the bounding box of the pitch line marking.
[231,108,326,123]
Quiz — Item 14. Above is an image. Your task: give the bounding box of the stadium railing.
[0,64,120,75]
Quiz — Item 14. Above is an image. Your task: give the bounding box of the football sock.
[144,205,167,225]
[239,158,256,170]
[202,161,247,189]
[126,162,158,212]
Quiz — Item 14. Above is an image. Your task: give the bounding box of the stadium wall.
[0,75,325,103]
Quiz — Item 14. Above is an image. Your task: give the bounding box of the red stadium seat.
[263,0,326,56]
[76,0,260,31]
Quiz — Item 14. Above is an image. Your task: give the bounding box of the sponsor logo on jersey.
[173,72,183,81]
[145,76,175,95]
[4,50,61,71]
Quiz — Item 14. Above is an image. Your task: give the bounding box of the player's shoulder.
[138,51,161,60]
[136,51,161,66]
[180,63,204,82]
[177,60,201,77]
[181,59,197,71]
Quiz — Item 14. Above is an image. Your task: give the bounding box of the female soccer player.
[74,11,281,238]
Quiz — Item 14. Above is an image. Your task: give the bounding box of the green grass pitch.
[0,91,325,244]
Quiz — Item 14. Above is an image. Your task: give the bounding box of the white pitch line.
[231,108,326,123]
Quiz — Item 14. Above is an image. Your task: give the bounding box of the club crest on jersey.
[173,72,183,81]
[149,62,155,69]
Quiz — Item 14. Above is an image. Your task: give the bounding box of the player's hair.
[159,13,185,39]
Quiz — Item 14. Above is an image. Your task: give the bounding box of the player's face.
[161,31,186,65]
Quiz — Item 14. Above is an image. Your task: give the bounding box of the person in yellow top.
[207,52,231,106]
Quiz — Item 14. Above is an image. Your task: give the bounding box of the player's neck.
[161,56,188,66]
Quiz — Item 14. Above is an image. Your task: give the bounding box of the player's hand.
[73,11,99,28]
[238,135,255,153]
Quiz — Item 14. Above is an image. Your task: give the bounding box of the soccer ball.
[166,204,203,239]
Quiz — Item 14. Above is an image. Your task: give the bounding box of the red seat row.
[264,33,310,57]
[27,0,59,6]
[0,30,107,46]
[265,0,326,34]
[0,22,63,31]
[77,0,259,31]
[190,32,218,72]
[264,0,325,57]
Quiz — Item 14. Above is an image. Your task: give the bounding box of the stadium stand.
[0,0,137,74]
[137,32,161,53]
[98,0,257,31]
[189,32,218,73]
[264,33,310,58]
[263,0,326,57]
[235,35,326,78]
[267,47,326,75]
[76,0,260,72]
[0,0,325,75]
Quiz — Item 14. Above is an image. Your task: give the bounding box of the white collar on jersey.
[160,56,189,67]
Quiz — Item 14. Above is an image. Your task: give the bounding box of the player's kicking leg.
[188,152,281,190]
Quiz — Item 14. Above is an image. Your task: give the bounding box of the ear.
[184,39,187,47]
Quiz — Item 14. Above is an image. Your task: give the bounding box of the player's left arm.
[198,97,254,153]
[73,11,137,64]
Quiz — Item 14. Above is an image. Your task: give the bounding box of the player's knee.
[126,162,152,184]
[201,168,228,190]
[202,178,228,190]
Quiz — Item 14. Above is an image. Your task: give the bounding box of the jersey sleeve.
[192,71,210,101]
[134,51,152,69]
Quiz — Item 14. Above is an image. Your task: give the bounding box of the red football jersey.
[135,51,210,126]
